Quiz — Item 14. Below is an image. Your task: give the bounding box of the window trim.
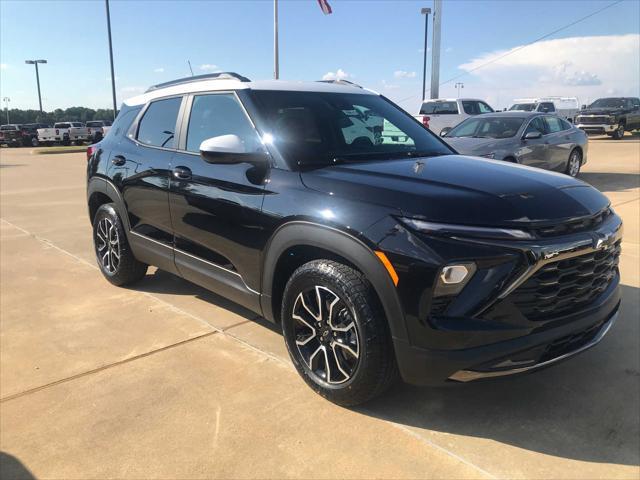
[523,116,548,137]
[128,94,187,152]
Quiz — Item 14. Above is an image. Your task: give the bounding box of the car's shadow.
[129,266,640,467]
[579,171,640,192]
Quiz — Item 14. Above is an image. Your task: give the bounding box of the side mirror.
[523,131,542,140]
[581,104,587,110]
[440,127,452,137]
[199,134,268,164]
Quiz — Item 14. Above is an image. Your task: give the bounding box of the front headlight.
[400,218,534,240]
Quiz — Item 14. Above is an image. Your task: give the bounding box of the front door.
[517,116,548,169]
[169,92,268,310]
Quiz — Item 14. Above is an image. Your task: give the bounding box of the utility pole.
[274,0,279,79]
[2,97,9,124]
[455,82,464,98]
[430,0,442,99]
[105,0,118,120]
[25,60,46,112]
[420,8,431,102]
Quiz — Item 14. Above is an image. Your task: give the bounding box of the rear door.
[168,92,267,310]
[543,115,572,171]
[111,96,183,273]
[518,116,549,169]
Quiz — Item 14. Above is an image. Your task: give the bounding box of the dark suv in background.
[87,73,622,405]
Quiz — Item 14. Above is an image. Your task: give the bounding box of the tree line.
[2,107,116,125]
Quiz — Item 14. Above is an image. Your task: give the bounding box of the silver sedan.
[441,112,588,177]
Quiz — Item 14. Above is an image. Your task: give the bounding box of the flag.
[317,0,332,15]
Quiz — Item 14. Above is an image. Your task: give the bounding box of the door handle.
[112,155,126,166]
[173,166,192,180]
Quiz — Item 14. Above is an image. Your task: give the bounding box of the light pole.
[420,8,431,102]
[274,0,279,79]
[455,82,464,98]
[105,0,118,120]
[25,59,47,112]
[2,97,9,124]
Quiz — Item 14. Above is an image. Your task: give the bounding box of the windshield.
[250,91,452,168]
[509,103,536,112]
[447,116,525,139]
[589,98,626,109]
[86,121,103,127]
[55,123,71,128]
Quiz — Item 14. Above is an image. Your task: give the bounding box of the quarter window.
[137,97,182,148]
[185,94,261,153]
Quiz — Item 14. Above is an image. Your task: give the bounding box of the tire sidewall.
[93,204,124,279]
[567,149,581,177]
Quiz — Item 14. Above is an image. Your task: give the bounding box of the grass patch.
[34,146,87,154]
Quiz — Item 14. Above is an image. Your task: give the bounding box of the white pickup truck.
[509,97,580,123]
[38,122,91,145]
[86,120,112,142]
[414,98,494,135]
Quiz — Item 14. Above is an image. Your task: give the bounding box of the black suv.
[576,97,640,139]
[87,73,622,405]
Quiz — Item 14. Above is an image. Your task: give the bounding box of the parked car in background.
[86,120,112,142]
[38,122,91,145]
[87,73,621,405]
[415,98,494,134]
[442,111,588,177]
[575,97,640,139]
[0,123,46,147]
[509,97,580,123]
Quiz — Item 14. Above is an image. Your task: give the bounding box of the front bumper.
[577,123,617,135]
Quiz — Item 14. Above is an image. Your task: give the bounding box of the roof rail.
[145,72,251,93]
[317,79,363,89]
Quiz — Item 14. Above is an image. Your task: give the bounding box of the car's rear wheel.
[93,203,147,286]
[612,124,625,140]
[565,149,582,177]
[281,260,398,406]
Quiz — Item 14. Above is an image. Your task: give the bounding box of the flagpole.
[274,0,279,79]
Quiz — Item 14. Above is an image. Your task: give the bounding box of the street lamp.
[2,97,9,124]
[420,7,431,102]
[25,59,47,112]
[455,82,464,98]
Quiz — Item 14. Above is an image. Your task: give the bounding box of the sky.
[1,0,639,113]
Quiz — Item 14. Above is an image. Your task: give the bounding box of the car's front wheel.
[93,203,147,286]
[281,260,397,406]
[612,123,625,140]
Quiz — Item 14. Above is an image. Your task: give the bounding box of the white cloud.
[120,86,145,94]
[394,70,416,79]
[458,34,640,108]
[153,67,165,73]
[200,64,219,72]
[322,68,351,81]
[381,80,400,90]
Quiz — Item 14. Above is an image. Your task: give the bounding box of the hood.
[444,137,508,155]
[578,107,625,115]
[300,155,609,227]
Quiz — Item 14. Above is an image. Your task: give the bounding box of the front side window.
[462,101,493,115]
[537,102,555,112]
[589,98,625,109]
[185,94,261,153]
[137,97,182,148]
[447,117,524,139]
[251,91,452,168]
[420,101,458,115]
[525,117,547,135]
[543,116,564,133]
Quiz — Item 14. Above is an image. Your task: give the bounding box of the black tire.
[75,139,84,146]
[565,148,582,177]
[504,156,517,163]
[92,203,147,286]
[612,124,625,140]
[281,259,398,406]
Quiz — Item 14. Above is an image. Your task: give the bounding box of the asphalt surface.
[1,135,639,479]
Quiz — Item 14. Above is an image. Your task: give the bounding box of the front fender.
[260,221,408,343]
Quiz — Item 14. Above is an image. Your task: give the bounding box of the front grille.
[510,240,621,321]
[577,115,609,124]
[531,209,612,238]
[538,319,605,363]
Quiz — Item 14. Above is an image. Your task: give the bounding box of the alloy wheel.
[95,217,120,274]
[568,151,581,177]
[292,285,360,384]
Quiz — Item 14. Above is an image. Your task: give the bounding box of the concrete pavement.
[1,136,638,479]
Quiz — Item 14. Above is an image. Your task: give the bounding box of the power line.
[399,0,624,103]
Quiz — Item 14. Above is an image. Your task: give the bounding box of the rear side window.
[420,101,458,114]
[462,101,493,115]
[137,97,182,148]
[185,94,261,153]
[543,116,565,133]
